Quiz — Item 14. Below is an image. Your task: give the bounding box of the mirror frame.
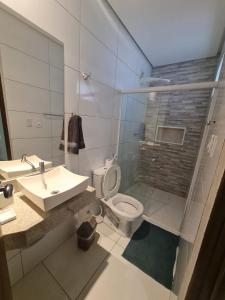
[0,73,12,160]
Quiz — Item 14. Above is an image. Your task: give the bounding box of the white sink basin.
[0,155,52,179]
[16,166,89,211]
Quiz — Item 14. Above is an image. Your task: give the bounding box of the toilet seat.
[107,193,144,221]
[102,164,121,199]
[94,163,144,236]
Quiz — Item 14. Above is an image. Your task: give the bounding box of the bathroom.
[0,1,225,300]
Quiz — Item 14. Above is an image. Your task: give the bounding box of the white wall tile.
[80,26,116,88]
[64,66,79,114]
[8,111,51,139]
[11,138,52,160]
[120,95,128,120]
[79,146,113,179]
[50,66,64,93]
[136,55,152,78]
[0,8,49,62]
[66,153,79,172]
[0,0,151,181]
[111,119,120,146]
[51,117,63,137]
[49,39,64,69]
[4,79,50,114]
[118,121,126,144]
[0,0,152,286]
[112,93,122,120]
[79,78,115,118]
[82,116,113,149]
[0,0,80,70]
[81,0,118,54]
[115,59,139,90]
[52,155,64,166]
[57,0,81,20]
[52,136,63,158]
[126,97,145,122]
[50,91,64,114]
[117,26,139,73]
[0,44,49,89]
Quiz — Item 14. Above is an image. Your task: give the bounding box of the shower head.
[140,76,172,85]
[139,72,172,85]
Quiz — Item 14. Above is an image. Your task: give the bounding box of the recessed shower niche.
[155,126,186,145]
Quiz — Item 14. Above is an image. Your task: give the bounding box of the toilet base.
[103,214,143,237]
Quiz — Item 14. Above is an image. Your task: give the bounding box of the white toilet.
[93,164,144,237]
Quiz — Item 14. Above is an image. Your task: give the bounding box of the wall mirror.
[0,7,64,178]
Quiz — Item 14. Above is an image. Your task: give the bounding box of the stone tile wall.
[138,57,217,197]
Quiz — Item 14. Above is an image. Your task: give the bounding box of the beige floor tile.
[7,253,23,286]
[43,233,115,299]
[169,292,178,300]
[6,249,20,260]
[125,183,154,208]
[21,218,75,274]
[145,198,166,217]
[111,244,129,264]
[146,205,183,235]
[96,222,120,242]
[96,231,117,252]
[12,264,68,300]
[77,255,170,300]
[169,195,186,211]
[116,235,130,249]
[151,188,172,204]
[111,244,140,272]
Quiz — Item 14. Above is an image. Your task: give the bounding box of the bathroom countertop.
[1,186,96,250]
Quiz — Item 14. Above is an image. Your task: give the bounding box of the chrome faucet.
[39,161,47,190]
[39,161,45,174]
[21,154,36,170]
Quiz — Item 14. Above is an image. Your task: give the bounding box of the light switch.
[35,120,42,128]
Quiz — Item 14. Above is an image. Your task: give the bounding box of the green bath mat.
[122,221,179,290]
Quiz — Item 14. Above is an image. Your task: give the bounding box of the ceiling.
[108,0,225,66]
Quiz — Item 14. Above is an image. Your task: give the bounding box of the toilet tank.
[93,166,107,198]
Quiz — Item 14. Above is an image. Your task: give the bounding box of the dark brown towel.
[59,115,85,154]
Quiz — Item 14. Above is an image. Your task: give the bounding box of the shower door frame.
[185,168,225,300]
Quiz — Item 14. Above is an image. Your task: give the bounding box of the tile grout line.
[3,77,63,93]
[74,228,117,299]
[97,224,121,243]
[143,216,180,236]
[55,0,150,78]
[74,251,112,300]
[42,262,72,300]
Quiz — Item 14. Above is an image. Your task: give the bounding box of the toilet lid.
[102,164,121,199]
